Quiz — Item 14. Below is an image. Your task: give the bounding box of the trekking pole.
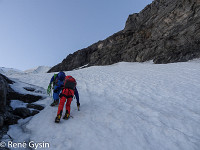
[74,96,80,111]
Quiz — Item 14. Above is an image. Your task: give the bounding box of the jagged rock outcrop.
[13,107,31,119]
[27,103,45,110]
[0,73,45,139]
[48,0,200,72]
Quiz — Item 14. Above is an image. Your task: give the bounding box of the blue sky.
[0,0,153,70]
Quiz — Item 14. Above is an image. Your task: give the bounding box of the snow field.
[5,61,200,150]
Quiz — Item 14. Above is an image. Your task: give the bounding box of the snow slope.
[5,61,200,150]
[0,67,23,75]
[24,66,51,74]
[0,66,51,76]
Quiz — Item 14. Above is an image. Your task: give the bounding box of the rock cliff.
[49,0,200,72]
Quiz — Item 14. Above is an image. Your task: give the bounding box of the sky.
[0,0,153,71]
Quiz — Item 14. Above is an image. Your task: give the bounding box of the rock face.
[7,92,42,103]
[13,107,31,119]
[0,73,45,140]
[0,75,8,112]
[48,0,200,72]
[27,103,44,110]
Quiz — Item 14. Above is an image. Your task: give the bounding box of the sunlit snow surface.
[4,61,200,150]
[0,67,23,75]
[24,66,51,74]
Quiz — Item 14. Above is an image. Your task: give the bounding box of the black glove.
[77,102,80,107]
[59,93,63,98]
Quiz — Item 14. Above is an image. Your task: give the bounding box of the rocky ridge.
[48,0,200,72]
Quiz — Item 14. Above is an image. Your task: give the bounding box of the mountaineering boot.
[55,114,61,123]
[50,100,59,107]
[63,110,70,120]
[55,111,62,123]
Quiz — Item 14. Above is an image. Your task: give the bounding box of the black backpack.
[64,76,76,90]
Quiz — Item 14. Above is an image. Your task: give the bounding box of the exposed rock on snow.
[13,107,31,119]
[31,110,40,116]
[0,74,8,112]
[3,111,21,125]
[0,116,4,128]
[26,103,44,111]
[0,73,46,141]
[7,92,42,103]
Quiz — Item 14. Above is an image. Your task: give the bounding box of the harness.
[60,89,74,98]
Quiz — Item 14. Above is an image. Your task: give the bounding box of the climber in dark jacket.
[48,71,66,106]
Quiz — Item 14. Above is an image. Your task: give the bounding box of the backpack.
[63,76,76,90]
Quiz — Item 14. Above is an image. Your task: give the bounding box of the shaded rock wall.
[0,73,44,139]
[0,75,8,112]
[49,0,200,72]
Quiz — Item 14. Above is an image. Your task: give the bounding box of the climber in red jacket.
[55,75,80,123]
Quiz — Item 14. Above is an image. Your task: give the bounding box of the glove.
[77,102,80,107]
